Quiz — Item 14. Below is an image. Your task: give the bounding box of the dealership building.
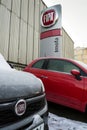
[0,0,74,69]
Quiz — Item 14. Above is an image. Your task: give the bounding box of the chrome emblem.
[41,9,58,28]
[15,99,26,116]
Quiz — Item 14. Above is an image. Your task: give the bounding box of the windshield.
[75,60,87,70]
[0,54,11,70]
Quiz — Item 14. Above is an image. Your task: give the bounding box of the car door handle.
[40,75,48,79]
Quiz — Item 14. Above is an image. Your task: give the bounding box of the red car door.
[42,70,84,110]
[43,59,84,111]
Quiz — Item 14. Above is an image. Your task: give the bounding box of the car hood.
[0,70,42,101]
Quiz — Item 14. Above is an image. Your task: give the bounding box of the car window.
[47,59,64,71]
[47,59,80,73]
[63,61,79,73]
[75,60,87,70]
[32,59,45,69]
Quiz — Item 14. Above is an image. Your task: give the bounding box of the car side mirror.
[71,69,81,80]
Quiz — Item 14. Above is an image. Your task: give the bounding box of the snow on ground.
[48,113,87,130]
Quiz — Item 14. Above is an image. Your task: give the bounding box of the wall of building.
[62,28,74,59]
[74,47,87,64]
[0,0,74,69]
[0,0,46,67]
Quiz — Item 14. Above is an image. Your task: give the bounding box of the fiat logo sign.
[41,9,58,27]
[15,99,26,116]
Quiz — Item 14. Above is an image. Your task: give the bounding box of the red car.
[24,57,87,112]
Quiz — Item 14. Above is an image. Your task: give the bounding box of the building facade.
[0,0,74,69]
[74,47,87,64]
[62,28,74,59]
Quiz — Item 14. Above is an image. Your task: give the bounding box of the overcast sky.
[43,0,87,48]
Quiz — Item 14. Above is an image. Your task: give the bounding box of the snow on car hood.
[0,70,42,101]
[0,54,42,101]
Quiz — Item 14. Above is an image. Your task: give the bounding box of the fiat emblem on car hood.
[15,99,26,116]
[41,9,58,27]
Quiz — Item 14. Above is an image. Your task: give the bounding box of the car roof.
[31,57,87,72]
[34,57,76,62]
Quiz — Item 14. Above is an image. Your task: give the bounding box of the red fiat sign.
[41,9,58,27]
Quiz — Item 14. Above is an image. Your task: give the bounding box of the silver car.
[0,54,48,130]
